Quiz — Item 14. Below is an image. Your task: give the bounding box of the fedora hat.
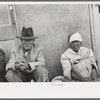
[16,27,38,39]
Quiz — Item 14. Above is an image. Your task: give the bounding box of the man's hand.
[14,62,21,70]
[19,58,30,70]
[20,62,29,70]
[15,58,30,71]
[20,58,33,74]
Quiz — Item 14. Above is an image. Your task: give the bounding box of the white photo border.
[0,1,100,99]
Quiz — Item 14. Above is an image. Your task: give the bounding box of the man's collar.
[21,44,35,53]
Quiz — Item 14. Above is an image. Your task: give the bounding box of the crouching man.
[0,48,6,82]
[5,27,49,82]
[61,32,98,82]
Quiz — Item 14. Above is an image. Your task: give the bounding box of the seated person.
[5,27,49,82]
[0,48,6,82]
[60,32,98,82]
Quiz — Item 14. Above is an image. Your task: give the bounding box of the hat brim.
[16,36,38,39]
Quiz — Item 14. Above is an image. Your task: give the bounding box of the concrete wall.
[91,4,100,75]
[15,4,91,81]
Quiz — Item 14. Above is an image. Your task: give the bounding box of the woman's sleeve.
[61,54,72,79]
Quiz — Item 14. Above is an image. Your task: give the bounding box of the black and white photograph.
[0,2,100,98]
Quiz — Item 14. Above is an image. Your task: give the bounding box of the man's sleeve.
[61,54,72,79]
[28,48,45,70]
[0,49,6,74]
[6,49,16,71]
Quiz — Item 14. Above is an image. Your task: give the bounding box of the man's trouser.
[6,66,49,82]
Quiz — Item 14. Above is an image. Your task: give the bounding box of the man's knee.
[33,66,49,82]
[36,66,48,77]
[6,69,14,79]
[5,69,23,82]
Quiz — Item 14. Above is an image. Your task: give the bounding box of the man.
[0,48,6,82]
[5,27,49,82]
[60,32,98,82]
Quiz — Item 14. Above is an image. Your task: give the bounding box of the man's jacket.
[6,44,45,71]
